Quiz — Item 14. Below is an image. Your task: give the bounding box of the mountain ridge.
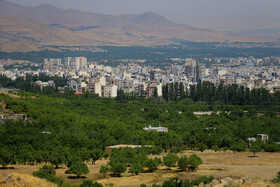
[0,0,273,52]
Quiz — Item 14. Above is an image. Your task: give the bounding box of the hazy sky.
[7,0,280,30]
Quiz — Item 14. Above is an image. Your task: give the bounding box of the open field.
[1,150,280,186]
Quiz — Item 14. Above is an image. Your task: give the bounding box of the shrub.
[80,180,103,187]
[272,171,280,183]
[33,165,63,186]
[191,176,214,186]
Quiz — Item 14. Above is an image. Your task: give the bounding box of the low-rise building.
[143,125,168,132]
[35,81,55,90]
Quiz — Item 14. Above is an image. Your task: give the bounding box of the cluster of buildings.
[43,57,88,72]
[1,56,280,97]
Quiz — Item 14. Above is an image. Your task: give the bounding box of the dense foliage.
[0,89,280,169]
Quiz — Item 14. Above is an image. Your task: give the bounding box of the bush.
[162,177,183,187]
[80,180,103,187]
[191,176,215,186]
[33,165,64,186]
[264,143,280,152]
[159,176,214,187]
[272,171,280,183]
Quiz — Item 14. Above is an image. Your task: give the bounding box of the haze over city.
[1,0,280,186]
[7,0,280,31]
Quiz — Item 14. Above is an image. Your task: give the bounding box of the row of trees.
[162,82,280,105]
[98,148,203,177]
[1,74,280,107]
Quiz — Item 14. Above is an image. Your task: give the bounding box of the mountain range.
[0,0,274,52]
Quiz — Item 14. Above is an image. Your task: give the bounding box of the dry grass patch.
[2,151,280,186]
[0,173,56,187]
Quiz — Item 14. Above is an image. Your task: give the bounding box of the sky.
[7,0,280,31]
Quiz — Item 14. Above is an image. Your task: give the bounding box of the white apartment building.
[102,85,118,98]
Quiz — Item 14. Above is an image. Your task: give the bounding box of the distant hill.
[0,0,272,52]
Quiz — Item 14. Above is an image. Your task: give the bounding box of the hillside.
[0,0,273,52]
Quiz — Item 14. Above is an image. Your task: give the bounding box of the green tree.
[188,154,203,171]
[163,153,179,168]
[178,156,188,171]
[230,141,247,153]
[153,87,158,98]
[197,143,207,152]
[144,158,161,172]
[99,165,109,178]
[68,162,89,178]
[110,161,126,177]
[249,144,262,157]
[129,163,144,175]
[47,148,66,169]
[0,148,15,168]
[80,148,91,163]
[90,149,103,165]
[150,146,163,155]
